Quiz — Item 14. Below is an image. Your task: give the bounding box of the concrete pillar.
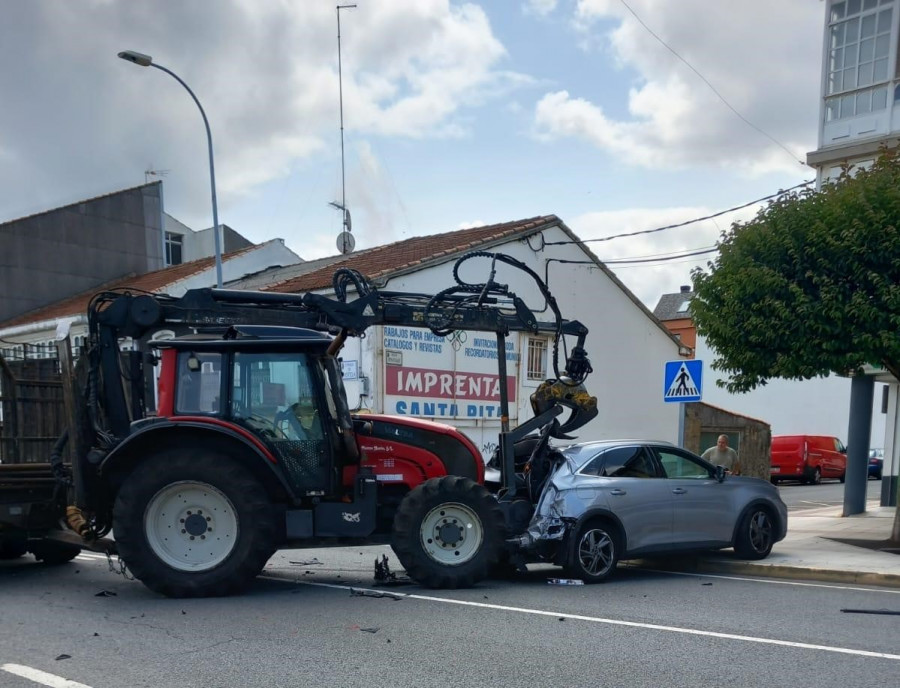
[882,382,899,507]
[844,374,874,516]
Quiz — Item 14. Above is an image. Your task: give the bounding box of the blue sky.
[0,0,824,307]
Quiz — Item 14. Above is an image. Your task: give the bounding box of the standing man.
[702,434,741,475]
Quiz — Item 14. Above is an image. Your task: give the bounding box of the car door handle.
[672,488,687,495]
[609,488,627,496]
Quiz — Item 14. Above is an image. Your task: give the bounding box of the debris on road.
[289,558,324,566]
[547,578,584,586]
[94,590,117,597]
[350,587,403,601]
[373,554,412,586]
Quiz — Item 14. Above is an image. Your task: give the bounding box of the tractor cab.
[151,326,359,497]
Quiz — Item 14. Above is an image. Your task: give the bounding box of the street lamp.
[118,50,223,288]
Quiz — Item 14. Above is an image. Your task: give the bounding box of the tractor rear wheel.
[391,476,503,589]
[113,450,278,598]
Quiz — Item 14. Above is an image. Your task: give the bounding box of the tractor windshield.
[230,352,325,441]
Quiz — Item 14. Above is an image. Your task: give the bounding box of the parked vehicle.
[504,440,787,583]
[1,251,598,597]
[770,435,846,485]
[869,449,884,480]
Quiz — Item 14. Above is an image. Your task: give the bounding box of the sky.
[0,0,825,309]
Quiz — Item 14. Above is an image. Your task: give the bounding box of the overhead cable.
[545,179,814,246]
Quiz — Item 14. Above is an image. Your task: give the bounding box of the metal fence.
[0,344,68,464]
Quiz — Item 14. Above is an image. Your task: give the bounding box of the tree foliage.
[691,151,900,393]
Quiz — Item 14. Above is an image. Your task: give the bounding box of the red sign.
[386,366,516,401]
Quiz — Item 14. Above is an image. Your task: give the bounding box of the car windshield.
[561,443,627,471]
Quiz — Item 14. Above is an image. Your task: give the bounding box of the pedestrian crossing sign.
[664,360,703,403]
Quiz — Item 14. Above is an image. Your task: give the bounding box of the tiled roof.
[653,290,694,321]
[0,244,259,330]
[266,216,559,293]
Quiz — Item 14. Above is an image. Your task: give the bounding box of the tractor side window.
[231,352,325,441]
[175,352,222,414]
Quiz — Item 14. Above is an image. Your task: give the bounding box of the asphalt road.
[2,545,899,688]
[777,477,884,510]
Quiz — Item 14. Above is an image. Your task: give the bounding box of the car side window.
[834,438,846,453]
[582,446,658,479]
[656,448,713,479]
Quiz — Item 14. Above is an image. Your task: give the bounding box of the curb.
[625,557,900,589]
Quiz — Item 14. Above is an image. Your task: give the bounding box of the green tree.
[691,151,900,539]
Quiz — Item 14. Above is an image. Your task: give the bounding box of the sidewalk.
[629,501,900,587]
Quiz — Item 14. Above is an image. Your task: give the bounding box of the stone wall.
[684,402,771,479]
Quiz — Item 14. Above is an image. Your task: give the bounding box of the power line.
[618,0,809,168]
[545,179,814,246]
[603,246,718,264]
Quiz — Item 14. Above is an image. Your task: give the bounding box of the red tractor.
[3,252,595,596]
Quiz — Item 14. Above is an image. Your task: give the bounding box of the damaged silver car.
[501,440,788,583]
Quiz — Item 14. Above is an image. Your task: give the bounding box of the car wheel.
[810,467,822,485]
[564,519,620,583]
[839,471,845,484]
[734,507,775,560]
[770,477,779,485]
[875,470,882,480]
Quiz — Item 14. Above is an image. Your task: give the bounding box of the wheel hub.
[436,520,464,547]
[144,481,238,572]
[420,502,484,566]
[183,511,211,537]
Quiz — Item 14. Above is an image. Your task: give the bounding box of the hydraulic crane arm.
[86,252,596,477]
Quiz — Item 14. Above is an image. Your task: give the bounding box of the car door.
[577,445,673,553]
[651,446,734,546]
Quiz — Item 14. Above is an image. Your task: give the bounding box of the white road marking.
[260,576,900,661]
[75,553,106,561]
[1,664,92,688]
[631,567,900,594]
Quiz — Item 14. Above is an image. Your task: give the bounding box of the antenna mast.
[333,3,357,254]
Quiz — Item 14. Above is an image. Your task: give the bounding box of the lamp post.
[118,50,223,288]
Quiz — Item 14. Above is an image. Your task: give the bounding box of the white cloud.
[525,0,560,16]
[534,0,822,174]
[0,0,523,228]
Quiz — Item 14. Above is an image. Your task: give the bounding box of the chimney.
[680,285,691,293]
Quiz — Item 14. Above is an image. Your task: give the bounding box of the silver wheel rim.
[578,528,615,577]
[748,511,773,553]
[420,502,483,566]
[144,481,238,572]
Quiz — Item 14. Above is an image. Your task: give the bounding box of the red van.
[770,435,847,484]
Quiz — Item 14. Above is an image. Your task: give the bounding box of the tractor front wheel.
[391,476,503,589]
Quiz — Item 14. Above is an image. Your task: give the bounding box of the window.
[824,0,893,120]
[175,352,222,414]
[677,299,691,313]
[526,337,548,381]
[165,232,184,266]
[656,448,713,479]
[581,446,658,478]
[231,352,324,441]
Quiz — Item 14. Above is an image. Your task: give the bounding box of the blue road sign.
[664,360,703,403]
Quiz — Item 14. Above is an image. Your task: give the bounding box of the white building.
[253,216,685,460]
[0,239,301,358]
[808,0,900,503]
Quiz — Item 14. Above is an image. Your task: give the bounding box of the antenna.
[144,167,170,183]
[332,3,357,255]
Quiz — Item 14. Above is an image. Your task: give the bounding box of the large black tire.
[391,476,503,589]
[0,538,28,560]
[733,506,776,560]
[29,539,81,565]
[564,518,621,583]
[113,451,278,598]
